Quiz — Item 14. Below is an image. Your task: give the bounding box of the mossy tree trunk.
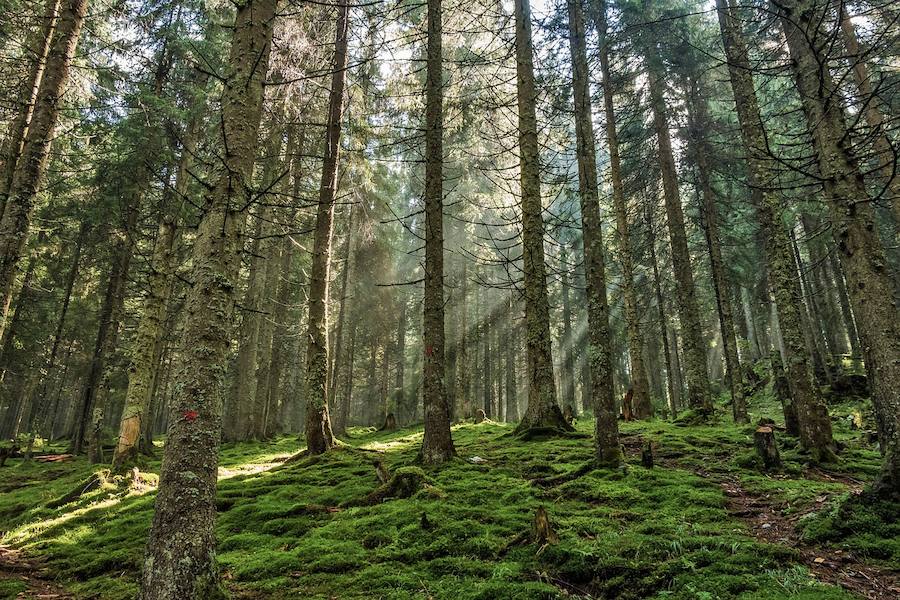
[112,218,175,470]
[683,78,747,423]
[0,0,60,211]
[777,0,900,491]
[715,0,835,460]
[565,0,618,461]
[513,0,570,434]
[304,0,350,455]
[140,0,276,595]
[642,38,712,414]
[0,0,86,345]
[420,0,455,464]
[594,0,652,420]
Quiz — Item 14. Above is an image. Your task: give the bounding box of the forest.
[0,0,898,597]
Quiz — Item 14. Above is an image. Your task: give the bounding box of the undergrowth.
[0,385,893,599]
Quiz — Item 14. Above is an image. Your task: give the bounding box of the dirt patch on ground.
[717,477,899,600]
[0,546,73,599]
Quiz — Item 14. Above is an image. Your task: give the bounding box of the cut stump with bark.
[754,426,782,471]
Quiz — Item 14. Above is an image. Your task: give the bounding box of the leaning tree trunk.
[513,0,570,434]
[0,0,60,211]
[642,40,712,414]
[112,218,175,470]
[684,79,747,423]
[566,0,619,461]
[594,0,652,420]
[420,0,455,464]
[140,0,276,596]
[304,0,350,455]
[0,0,87,342]
[715,0,835,460]
[777,0,900,493]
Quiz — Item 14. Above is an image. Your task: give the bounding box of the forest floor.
[0,393,898,599]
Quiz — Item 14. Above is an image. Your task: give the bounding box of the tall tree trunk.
[559,249,576,412]
[455,260,470,420]
[394,296,407,423]
[594,0,652,420]
[0,0,60,212]
[0,0,87,340]
[513,0,570,434]
[642,37,712,414]
[420,0,455,463]
[327,204,354,424]
[505,293,519,422]
[304,0,350,455]
[715,0,835,459]
[565,0,618,458]
[112,218,175,469]
[140,0,276,595]
[683,79,747,423]
[777,0,900,492]
[646,201,679,417]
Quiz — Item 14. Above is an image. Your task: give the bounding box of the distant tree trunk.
[559,249,576,412]
[256,211,283,438]
[646,201,679,418]
[778,0,900,491]
[827,250,860,357]
[305,0,350,455]
[394,296,407,422]
[799,213,848,356]
[594,0,651,420]
[565,0,619,459]
[789,227,832,382]
[715,0,835,460]
[683,79,747,423]
[0,0,87,341]
[505,294,519,422]
[482,304,493,419]
[455,260,470,420]
[513,0,569,434]
[140,0,276,594]
[642,39,712,414]
[112,218,175,469]
[336,319,357,434]
[420,0,455,464]
[0,0,60,211]
[72,208,136,458]
[740,287,762,360]
[328,204,354,422]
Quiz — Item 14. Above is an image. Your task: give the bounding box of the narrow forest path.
[0,546,73,599]
[619,432,899,600]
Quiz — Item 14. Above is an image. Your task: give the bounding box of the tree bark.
[642,36,712,414]
[0,0,87,342]
[683,78,747,423]
[715,0,835,459]
[565,0,618,460]
[112,218,175,469]
[513,0,570,434]
[420,0,455,463]
[594,0,652,420]
[777,0,900,491]
[140,0,276,595]
[304,0,350,455]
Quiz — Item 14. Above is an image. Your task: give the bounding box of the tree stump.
[379,412,398,431]
[641,441,654,469]
[621,388,634,421]
[532,506,558,548]
[474,408,486,424]
[754,426,781,471]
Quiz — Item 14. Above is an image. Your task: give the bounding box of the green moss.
[0,402,885,599]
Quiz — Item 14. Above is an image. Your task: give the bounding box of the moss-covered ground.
[0,389,896,599]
